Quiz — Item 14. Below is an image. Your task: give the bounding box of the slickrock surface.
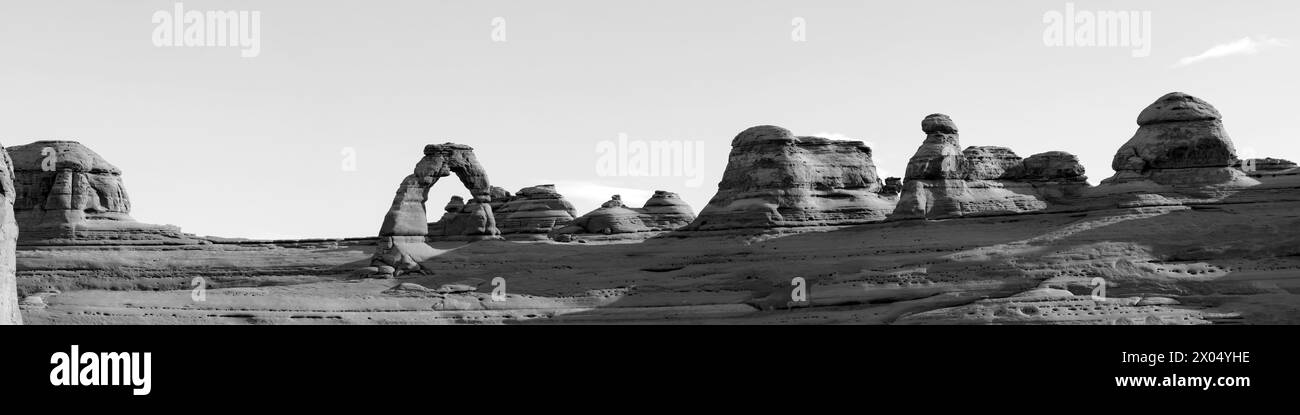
[6,141,197,245]
[374,143,499,274]
[684,125,896,231]
[492,184,578,234]
[19,200,1300,324]
[1,144,19,324]
[897,289,1211,325]
[892,115,1087,219]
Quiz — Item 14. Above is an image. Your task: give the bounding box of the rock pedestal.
[893,115,1087,219]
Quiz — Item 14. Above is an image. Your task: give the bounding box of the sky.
[1,0,1296,239]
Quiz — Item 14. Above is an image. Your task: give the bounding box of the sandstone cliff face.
[1104,92,1243,186]
[374,143,499,273]
[0,143,19,325]
[893,116,1087,220]
[6,141,192,245]
[684,125,896,231]
[493,184,578,234]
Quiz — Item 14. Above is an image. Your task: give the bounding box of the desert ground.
[18,197,1299,325]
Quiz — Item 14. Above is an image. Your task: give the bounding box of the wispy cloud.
[1174,36,1287,68]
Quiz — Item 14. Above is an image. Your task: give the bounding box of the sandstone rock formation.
[552,195,649,236]
[1237,157,1297,174]
[892,115,1087,219]
[488,186,512,211]
[879,177,903,196]
[1103,92,1243,186]
[492,184,578,234]
[683,126,896,231]
[638,191,696,230]
[374,143,499,273]
[6,141,194,245]
[551,191,697,237]
[0,143,19,325]
[427,196,498,238]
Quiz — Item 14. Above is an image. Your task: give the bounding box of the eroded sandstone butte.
[683,125,896,231]
[1104,92,1245,186]
[493,184,578,234]
[1084,92,1291,209]
[892,114,1087,220]
[6,141,196,245]
[551,191,696,238]
[1,142,19,325]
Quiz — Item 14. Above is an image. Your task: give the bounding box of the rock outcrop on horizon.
[5,141,195,245]
[1236,158,1297,179]
[638,191,696,230]
[374,143,499,273]
[427,196,498,238]
[487,186,512,211]
[683,126,896,231]
[14,91,1300,326]
[492,184,578,234]
[892,115,1087,219]
[1103,92,1243,186]
[552,195,649,236]
[1,143,19,325]
[551,191,697,237]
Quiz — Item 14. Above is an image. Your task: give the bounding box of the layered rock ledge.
[6,141,197,245]
[683,126,896,231]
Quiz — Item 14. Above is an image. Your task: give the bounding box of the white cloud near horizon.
[1174,36,1287,68]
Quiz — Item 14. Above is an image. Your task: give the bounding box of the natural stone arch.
[372,143,500,273]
